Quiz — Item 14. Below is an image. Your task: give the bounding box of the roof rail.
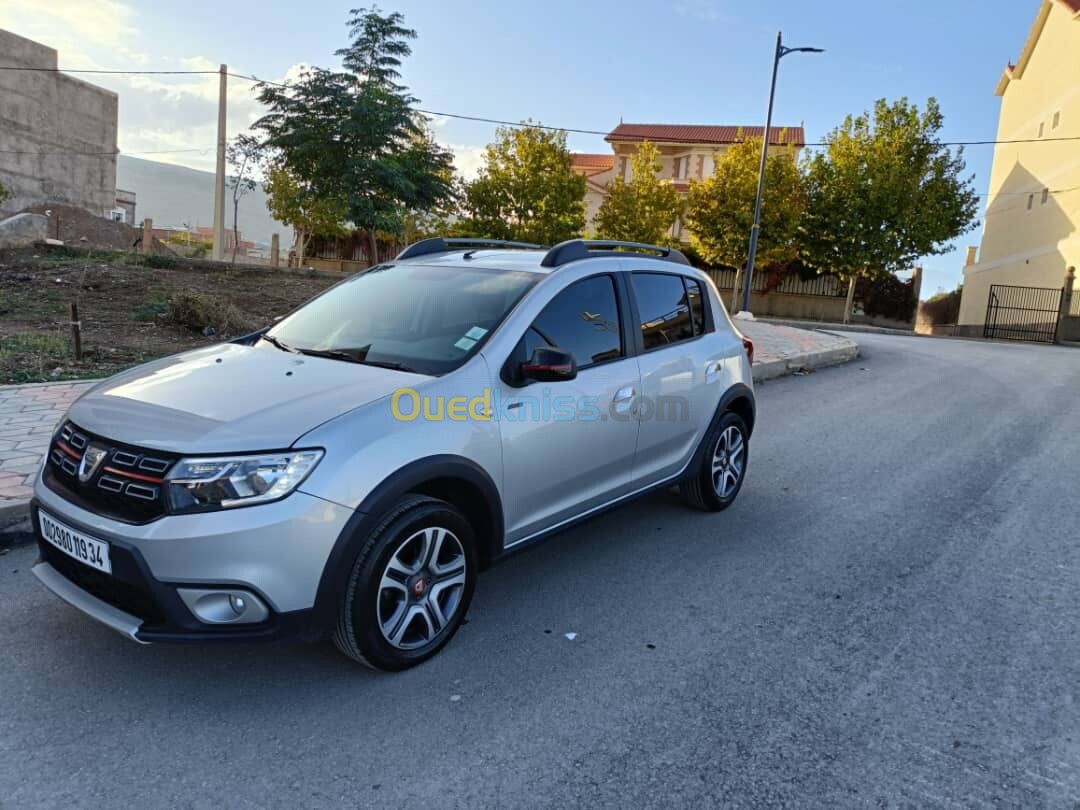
[396,237,547,261]
[540,239,691,268]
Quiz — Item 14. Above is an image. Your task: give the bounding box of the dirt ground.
[0,246,338,384]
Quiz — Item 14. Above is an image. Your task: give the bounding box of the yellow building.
[958,0,1080,327]
[571,123,804,243]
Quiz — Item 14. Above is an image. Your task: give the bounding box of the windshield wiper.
[293,347,417,373]
[260,334,299,354]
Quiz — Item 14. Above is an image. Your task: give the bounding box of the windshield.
[263,263,537,376]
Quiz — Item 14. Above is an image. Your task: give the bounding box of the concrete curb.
[751,342,860,383]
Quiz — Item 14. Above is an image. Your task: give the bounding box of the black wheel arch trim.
[682,383,756,483]
[311,454,503,633]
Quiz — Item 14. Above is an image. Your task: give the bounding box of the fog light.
[177,588,269,625]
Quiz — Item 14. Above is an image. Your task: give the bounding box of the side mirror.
[521,346,577,382]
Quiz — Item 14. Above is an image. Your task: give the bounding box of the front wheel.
[333,494,477,671]
[680,411,749,512]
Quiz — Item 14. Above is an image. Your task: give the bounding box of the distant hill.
[116,156,287,248]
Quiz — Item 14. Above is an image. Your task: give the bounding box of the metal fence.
[983,284,1063,344]
[705,268,847,298]
[1072,290,1080,317]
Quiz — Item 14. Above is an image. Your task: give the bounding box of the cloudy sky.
[0,0,1044,293]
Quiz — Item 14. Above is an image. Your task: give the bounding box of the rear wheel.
[680,411,749,512]
[333,494,477,671]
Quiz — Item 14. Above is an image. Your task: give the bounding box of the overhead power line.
[4,63,1080,149]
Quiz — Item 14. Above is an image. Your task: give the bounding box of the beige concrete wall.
[959,2,1080,325]
[0,30,118,218]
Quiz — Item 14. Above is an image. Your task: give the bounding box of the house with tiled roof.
[571,122,805,241]
[957,0,1080,330]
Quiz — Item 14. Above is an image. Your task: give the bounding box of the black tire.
[680,411,749,512]
[332,494,477,671]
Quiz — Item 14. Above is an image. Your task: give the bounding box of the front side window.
[632,273,695,350]
[526,275,623,368]
[264,263,537,376]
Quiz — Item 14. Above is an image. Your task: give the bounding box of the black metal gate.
[983,284,1063,344]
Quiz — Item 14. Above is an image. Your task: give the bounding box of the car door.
[495,274,641,544]
[630,271,727,485]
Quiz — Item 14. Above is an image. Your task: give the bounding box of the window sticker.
[465,326,488,340]
[454,336,477,351]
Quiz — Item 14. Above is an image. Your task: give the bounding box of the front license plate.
[38,510,112,574]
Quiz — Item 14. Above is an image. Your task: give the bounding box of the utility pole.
[738,33,823,319]
[211,64,227,262]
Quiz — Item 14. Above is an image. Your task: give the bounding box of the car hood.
[66,342,425,454]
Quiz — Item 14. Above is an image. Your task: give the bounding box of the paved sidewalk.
[0,323,857,529]
[0,382,94,517]
[740,320,859,381]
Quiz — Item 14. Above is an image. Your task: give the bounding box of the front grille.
[40,541,166,625]
[44,422,179,523]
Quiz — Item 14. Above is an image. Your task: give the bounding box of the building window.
[673,157,682,179]
[1028,194,1035,210]
[1053,111,1061,130]
[1042,188,1050,205]
[1039,122,1045,138]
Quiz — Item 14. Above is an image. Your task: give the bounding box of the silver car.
[31,238,756,670]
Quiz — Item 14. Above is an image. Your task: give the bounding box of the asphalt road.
[2,333,1079,809]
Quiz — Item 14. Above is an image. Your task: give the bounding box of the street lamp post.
[738,32,824,318]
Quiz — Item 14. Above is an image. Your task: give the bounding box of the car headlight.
[165,450,324,513]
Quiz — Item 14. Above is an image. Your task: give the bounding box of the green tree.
[254,7,454,264]
[460,124,586,245]
[801,97,979,322]
[595,141,683,245]
[685,135,806,307]
[263,164,348,268]
[225,134,261,264]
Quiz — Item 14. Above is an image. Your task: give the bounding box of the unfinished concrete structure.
[0,30,119,218]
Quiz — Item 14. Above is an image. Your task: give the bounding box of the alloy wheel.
[711,425,745,499]
[377,526,467,650]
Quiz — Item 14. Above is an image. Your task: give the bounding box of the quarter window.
[632,273,695,350]
[685,278,706,335]
[527,276,623,368]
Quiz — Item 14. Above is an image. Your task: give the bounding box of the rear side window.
[632,273,695,350]
[528,275,623,368]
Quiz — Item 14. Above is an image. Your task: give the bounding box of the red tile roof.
[1061,0,1080,12]
[571,153,616,169]
[606,124,806,146]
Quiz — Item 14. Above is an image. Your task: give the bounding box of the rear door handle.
[612,385,636,416]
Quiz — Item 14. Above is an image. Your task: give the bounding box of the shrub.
[166,291,256,336]
[919,287,962,325]
[857,274,918,322]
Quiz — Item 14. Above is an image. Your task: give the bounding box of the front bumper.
[31,479,354,643]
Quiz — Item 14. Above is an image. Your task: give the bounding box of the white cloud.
[448,144,487,180]
[1,2,484,182]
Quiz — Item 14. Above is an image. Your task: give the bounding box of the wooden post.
[270,233,280,267]
[141,218,153,255]
[70,302,82,361]
[910,267,923,327]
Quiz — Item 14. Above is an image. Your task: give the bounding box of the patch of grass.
[0,333,71,384]
[135,294,171,322]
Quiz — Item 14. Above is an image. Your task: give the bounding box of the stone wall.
[0,30,118,219]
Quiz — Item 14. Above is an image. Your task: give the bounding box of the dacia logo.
[78,445,108,484]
